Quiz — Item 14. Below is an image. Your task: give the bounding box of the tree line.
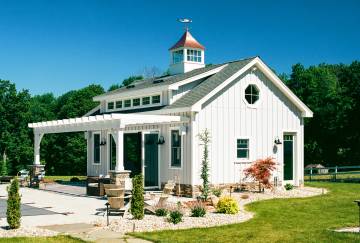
[0,61,359,175]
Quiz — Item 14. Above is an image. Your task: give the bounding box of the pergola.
[28,113,188,172]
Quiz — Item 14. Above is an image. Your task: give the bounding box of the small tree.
[130,174,144,219]
[7,178,21,229]
[244,157,276,191]
[198,129,211,200]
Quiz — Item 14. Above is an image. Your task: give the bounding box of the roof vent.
[153,79,164,84]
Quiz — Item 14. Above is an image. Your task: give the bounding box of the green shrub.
[216,196,239,214]
[168,209,183,224]
[212,188,222,197]
[284,183,294,191]
[155,207,168,217]
[7,178,21,229]
[131,174,144,219]
[191,202,206,217]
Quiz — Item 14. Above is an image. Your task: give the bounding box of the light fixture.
[157,135,165,145]
[274,136,282,145]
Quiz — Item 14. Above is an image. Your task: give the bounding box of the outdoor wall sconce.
[157,135,165,145]
[100,138,107,146]
[274,136,282,145]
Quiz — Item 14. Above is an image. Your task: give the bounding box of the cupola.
[168,30,205,75]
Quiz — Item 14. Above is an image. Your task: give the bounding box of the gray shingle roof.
[163,57,256,109]
[94,64,223,99]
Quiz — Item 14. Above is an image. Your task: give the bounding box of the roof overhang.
[191,57,313,118]
[93,85,168,102]
[28,114,189,134]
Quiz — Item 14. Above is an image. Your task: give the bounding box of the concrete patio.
[0,184,107,227]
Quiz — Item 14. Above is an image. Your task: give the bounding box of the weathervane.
[178,18,192,31]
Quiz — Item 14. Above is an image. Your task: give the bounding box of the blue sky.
[0,0,359,96]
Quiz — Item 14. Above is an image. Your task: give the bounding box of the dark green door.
[283,134,294,180]
[124,133,142,177]
[144,133,158,187]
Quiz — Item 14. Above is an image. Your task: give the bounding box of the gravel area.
[97,186,326,234]
[0,226,58,238]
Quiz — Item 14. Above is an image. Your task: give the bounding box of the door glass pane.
[109,135,116,170]
[145,134,158,187]
[283,135,294,180]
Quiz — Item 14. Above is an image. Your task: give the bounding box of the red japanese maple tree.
[244,157,277,190]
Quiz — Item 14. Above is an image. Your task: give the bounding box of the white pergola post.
[114,130,124,172]
[34,132,44,165]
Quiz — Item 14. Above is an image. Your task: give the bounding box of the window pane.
[171,130,181,167]
[93,133,100,163]
[133,98,140,106]
[152,95,160,104]
[124,99,131,107]
[172,50,183,64]
[237,149,248,159]
[107,102,114,110]
[142,97,150,105]
[245,84,260,105]
[115,101,122,109]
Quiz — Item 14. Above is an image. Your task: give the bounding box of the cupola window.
[172,50,184,64]
[187,49,201,62]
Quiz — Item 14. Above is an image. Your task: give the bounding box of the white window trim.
[169,127,183,169]
[235,137,252,163]
[242,81,262,109]
[106,93,162,112]
[92,131,101,165]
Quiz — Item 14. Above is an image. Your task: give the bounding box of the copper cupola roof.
[169,30,205,51]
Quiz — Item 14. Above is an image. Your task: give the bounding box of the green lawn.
[43,176,87,183]
[0,235,85,243]
[131,182,360,243]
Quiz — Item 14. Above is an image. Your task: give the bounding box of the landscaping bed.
[94,186,324,235]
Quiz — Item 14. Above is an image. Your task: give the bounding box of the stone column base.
[109,170,131,187]
[28,164,45,188]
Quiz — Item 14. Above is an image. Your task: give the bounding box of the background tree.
[43,84,104,175]
[1,152,8,176]
[108,75,144,91]
[0,79,32,174]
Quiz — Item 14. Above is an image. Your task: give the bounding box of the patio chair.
[144,180,176,214]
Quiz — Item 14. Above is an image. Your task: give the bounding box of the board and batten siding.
[192,70,304,186]
[86,119,193,186]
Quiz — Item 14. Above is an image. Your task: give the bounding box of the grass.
[43,176,87,183]
[304,172,360,181]
[0,235,85,243]
[131,182,360,243]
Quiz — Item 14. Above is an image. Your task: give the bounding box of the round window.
[245,84,259,105]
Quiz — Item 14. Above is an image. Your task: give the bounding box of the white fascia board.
[191,57,313,118]
[93,85,168,102]
[141,107,190,115]
[255,58,313,117]
[191,59,258,112]
[168,64,227,90]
